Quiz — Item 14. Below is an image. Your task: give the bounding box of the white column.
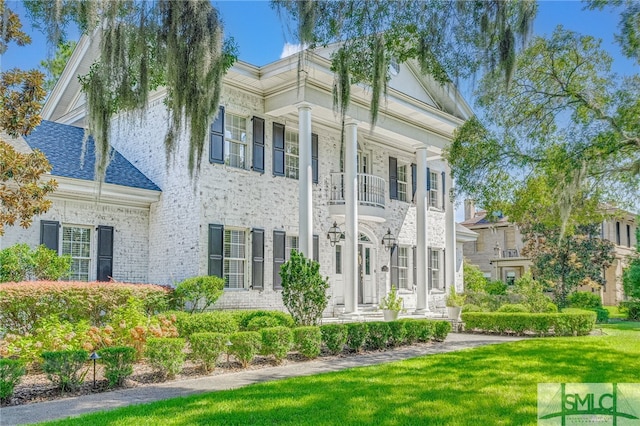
[344,119,359,314]
[298,102,313,258]
[445,165,456,292]
[415,147,429,313]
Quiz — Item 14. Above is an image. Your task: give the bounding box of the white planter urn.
[383,309,400,321]
[447,306,462,321]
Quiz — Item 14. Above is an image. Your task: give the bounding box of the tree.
[521,222,615,307]
[447,26,640,231]
[0,0,57,235]
[622,226,640,299]
[39,40,76,91]
[463,259,488,293]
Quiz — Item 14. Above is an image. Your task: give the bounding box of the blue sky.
[1,0,636,76]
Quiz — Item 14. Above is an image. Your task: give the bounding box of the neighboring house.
[460,200,637,305]
[4,35,473,316]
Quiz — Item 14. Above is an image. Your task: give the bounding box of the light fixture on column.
[382,228,396,251]
[327,222,342,247]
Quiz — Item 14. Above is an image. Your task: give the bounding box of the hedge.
[461,310,596,336]
[171,311,239,338]
[233,310,295,330]
[0,281,172,334]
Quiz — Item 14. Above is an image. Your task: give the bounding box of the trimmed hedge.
[345,323,368,352]
[41,349,88,392]
[0,282,171,334]
[145,338,185,379]
[98,346,136,387]
[293,326,322,359]
[433,321,452,341]
[365,322,391,350]
[398,319,422,344]
[462,310,596,336]
[189,332,227,372]
[0,359,25,401]
[229,331,262,368]
[234,310,295,330]
[261,327,293,363]
[320,324,347,354]
[171,311,239,338]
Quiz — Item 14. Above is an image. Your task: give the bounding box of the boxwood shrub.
[320,324,347,355]
[234,310,295,330]
[261,326,293,363]
[365,322,391,350]
[345,323,368,352]
[41,349,89,392]
[398,319,422,344]
[416,320,436,342]
[145,338,186,379]
[229,331,262,368]
[293,326,322,359]
[98,346,136,387]
[433,320,452,341]
[462,310,596,336]
[189,332,227,372]
[172,311,239,338]
[387,321,406,347]
[0,359,25,402]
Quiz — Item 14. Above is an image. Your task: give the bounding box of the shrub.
[247,316,281,331]
[293,326,322,359]
[172,311,239,338]
[620,301,640,321]
[511,273,553,313]
[416,320,435,342]
[98,346,136,387]
[497,303,529,313]
[261,327,293,363]
[379,287,404,311]
[0,243,71,282]
[345,323,368,352]
[0,359,25,402]
[320,324,347,354]
[462,310,596,336]
[0,281,172,334]
[568,291,603,309]
[486,280,507,295]
[145,338,185,379]
[173,276,225,313]
[463,259,488,293]
[462,304,483,313]
[593,308,610,323]
[280,250,330,326]
[189,332,227,372]
[433,321,452,341]
[41,349,88,391]
[365,322,391,350]
[545,302,559,313]
[387,321,406,347]
[399,319,421,344]
[463,291,522,312]
[234,310,295,330]
[229,332,261,368]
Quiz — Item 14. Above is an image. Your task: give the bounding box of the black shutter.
[442,170,446,211]
[426,167,431,191]
[312,133,319,184]
[273,230,286,289]
[40,220,59,251]
[390,244,399,289]
[210,106,225,164]
[389,157,398,200]
[442,249,446,291]
[96,226,114,282]
[412,246,417,290]
[208,224,224,278]
[252,228,264,290]
[273,122,285,176]
[427,247,432,290]
[411,163,417,202]
[313,234,319,262]
[252,117,265,173]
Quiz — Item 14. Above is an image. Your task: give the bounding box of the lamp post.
[382,228,396,251]
[327,222,342,247]
[225,340,233,365]
[89,351,101,388]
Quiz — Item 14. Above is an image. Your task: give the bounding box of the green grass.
[43,327,640,426]
[603,305,627,319]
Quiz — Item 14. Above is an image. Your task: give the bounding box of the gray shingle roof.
[24,120,160,191]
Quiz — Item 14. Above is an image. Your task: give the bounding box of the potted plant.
[445,286,465,321]
[379,286,404,321]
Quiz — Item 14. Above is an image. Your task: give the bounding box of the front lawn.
[44,325,640,426]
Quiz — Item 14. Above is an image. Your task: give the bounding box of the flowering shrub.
[0,281,172,334]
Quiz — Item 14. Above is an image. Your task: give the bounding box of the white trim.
[46,176,160,209]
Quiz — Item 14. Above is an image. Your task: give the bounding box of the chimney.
[464,199,475,221]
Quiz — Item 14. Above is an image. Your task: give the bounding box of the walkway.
[0,333,522,426]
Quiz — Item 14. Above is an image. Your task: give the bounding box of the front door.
[358,242,375,304]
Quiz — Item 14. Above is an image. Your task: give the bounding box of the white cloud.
[280,43,306,59]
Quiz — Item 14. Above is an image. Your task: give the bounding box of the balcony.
[328,172,386,222]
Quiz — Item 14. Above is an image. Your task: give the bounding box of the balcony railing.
[329,173,386,209]
[502,249,520,258]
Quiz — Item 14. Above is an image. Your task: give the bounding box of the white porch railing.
[329,173,386,209]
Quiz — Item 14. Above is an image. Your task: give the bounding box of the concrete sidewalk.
[0,333,522,426]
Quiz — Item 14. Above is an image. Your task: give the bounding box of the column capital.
[295,101,313,111]
[344,118,359,127]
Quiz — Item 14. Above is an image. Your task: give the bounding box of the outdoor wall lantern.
[327,222,342,247]
[382,228,396,251]
[89,351,101,387]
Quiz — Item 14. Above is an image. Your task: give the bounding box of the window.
[335,245,342,274]
[397,165,408,202]
[627,224,632,248]
[62,226,91,281]
[286,235,299,260]
[429,171,439,208]
[224,229,246,289]
[430,249,442,290]
[224,113,248,169]
[285,129,299,179]
[616,222,621,245]
[398,246,409,289]
[506,271,516,286]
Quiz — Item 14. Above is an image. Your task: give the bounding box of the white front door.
[358,239,376,304]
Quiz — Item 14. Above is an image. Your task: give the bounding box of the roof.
[23,120,160,191]
[459,210,511,227]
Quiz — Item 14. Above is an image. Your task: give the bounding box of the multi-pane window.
[285,129,299,179]
[398,246,409,289]
[335,245,342,274]
[286,235,299,260]
[62,226,91,281]
[397,165,408,202]
[430,249,441,289]
[224,113,247,169]
[224,229,246,289]
[429,171,439,208]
